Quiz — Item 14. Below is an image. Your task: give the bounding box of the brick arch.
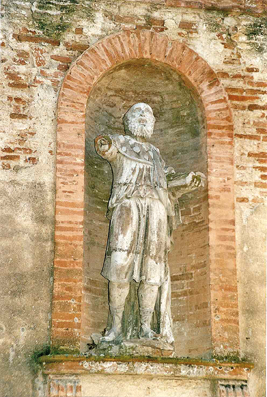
[53,30,238,355]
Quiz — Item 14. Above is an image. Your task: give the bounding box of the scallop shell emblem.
[133,146,141,154]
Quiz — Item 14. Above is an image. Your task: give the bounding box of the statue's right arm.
[94,135,118,161]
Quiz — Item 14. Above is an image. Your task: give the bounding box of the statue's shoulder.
[111,134,126,144]
[108,134,126,149]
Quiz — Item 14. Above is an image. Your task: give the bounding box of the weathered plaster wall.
[0,1,266,396]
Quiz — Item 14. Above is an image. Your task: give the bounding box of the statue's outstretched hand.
[95,135,112,152]
[185,172,206,188]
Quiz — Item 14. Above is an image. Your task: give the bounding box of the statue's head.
[123,103,155,139]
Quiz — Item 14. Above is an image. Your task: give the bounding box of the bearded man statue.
[94,103,204,346]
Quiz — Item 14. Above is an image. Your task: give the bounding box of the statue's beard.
[126,121,154,139]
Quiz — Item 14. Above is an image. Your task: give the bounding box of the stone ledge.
[40,355,253,381]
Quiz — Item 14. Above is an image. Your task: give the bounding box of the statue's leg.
[138,281,159,339]
[101,281,130,342]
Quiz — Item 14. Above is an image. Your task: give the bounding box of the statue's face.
[123,103,155,139]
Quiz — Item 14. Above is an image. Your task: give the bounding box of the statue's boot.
[139,308,158,339]
[101,305,123,342]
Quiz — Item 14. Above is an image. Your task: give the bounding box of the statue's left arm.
[168,171,206,198]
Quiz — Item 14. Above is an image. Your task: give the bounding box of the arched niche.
[83,59,210,356]
[52,31,238,357]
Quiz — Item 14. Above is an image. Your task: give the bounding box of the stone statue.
[94,103,205,350]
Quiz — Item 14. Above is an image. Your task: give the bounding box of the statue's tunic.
[95,134,173,287]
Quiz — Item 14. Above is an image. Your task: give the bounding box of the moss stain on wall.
[31,0,94,38]
[245,17,267,53]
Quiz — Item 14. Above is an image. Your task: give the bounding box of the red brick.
[8,82,28,89]
[114,15,138,24]
[2,147,14,153]
[57,64,69,72]
[75,27,83,34]
[226,87,244,94]
[121,32,142,60]
[256,128,267,134]
[150,17,165,26]
[20,27,37,34]
[2,163,11,170]
[252,197,264,203]
[25,157,38,164]
[14,97,27,104]
[14,147,33,154]
[15,50,30,59]
[10,113,28,119]
[248,104,267,111]
[135,24,151,31]
[179,21,198,31]
[255,182,267,188]
[89,47,111,70]
[151,33,169,62]
[172,273,194,281]
[248,151,267,158]
[231,73,253,80]
[152,26,167,33]
[236,197,249,203]
[247,80,267,88]
[178,49,199,76]
[51,55,72,63]
[246,66,259,72]
[246,88,266,95]
[235,133,260,141]
[13,33,60,46]
[139,30,153,58]
[1,155,20,161]
[228,94,259,101]
[64,42,89,52]
[52,320,81,329]
[5,71,24,81]
[231,103,247,110]
[217,72,230,78]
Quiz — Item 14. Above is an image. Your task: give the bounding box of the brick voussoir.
[116,34,132,59]
[79,52,106,76]
[125,31,141,59]
[150,33,169,62]
[138,30,153,59]
[190,62,216,88]
[165,41,186,68]
[178,50,199,76]
[75,58,97,81]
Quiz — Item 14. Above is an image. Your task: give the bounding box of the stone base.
[40,355,253,397]
[88,335,175,358]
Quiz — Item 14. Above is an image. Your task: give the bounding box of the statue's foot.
[139,326,160,340]
[100,328,122,343]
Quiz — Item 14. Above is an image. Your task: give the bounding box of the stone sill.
[40,355,253,381]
